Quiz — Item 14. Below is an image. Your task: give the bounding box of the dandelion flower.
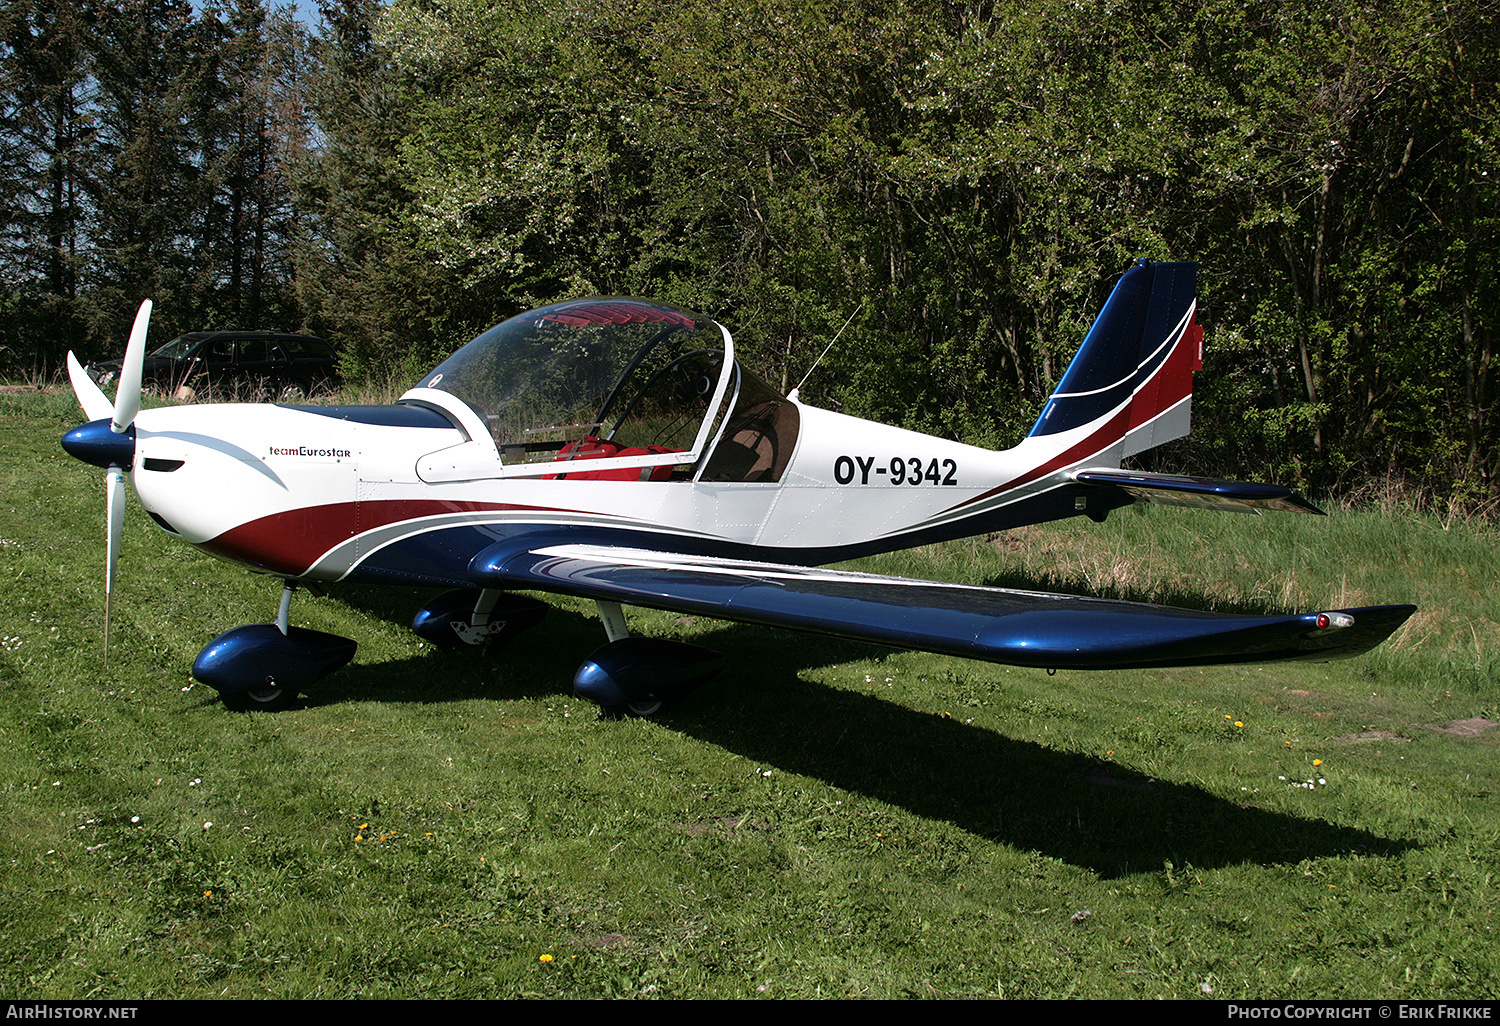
[539,954,553,963]
[1234,721,1244,728]
[1313,759,1323,767]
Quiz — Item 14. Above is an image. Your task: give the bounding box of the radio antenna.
[788,303,863,402]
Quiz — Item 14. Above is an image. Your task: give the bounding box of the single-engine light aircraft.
[61,260,1415,714]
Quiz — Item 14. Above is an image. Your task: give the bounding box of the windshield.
[417,298,733,470]
[151,335,202,360]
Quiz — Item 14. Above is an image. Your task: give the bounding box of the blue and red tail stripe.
[1028,260,1202,444]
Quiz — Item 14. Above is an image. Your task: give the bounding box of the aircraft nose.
[61,419,137,469]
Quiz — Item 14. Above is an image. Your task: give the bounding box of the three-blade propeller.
[64,300,152,668]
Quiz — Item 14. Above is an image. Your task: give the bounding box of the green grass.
[2,389,1497,998]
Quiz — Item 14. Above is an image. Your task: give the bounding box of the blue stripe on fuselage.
[339,485,1135,588]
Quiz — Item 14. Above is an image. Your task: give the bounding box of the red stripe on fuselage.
[200,499,576,576]
[939,405,1134,517]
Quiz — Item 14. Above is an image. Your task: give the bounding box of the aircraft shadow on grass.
[287,592,1415,881]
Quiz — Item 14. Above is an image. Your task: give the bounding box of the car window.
[282,338,331,360]
[152,335,200,360]
[239,338,270,362]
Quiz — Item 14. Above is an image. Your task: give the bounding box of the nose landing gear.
[193,580,357,712]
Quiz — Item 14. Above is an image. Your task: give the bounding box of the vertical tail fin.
[1026,260,1203,464]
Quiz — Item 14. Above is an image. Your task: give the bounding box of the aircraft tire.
[221,683,298,713]
[597,701,664,721]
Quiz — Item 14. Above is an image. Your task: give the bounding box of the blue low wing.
[470,541,1414,670]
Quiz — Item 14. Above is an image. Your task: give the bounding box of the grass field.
[2,387,1497,998]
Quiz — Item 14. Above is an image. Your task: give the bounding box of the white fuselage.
[125,387,1100,586]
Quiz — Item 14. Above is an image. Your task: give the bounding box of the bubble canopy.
[407,298,799,483]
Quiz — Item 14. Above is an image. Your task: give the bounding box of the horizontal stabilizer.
[471,542,1412,670]
[1073,468,1323,515]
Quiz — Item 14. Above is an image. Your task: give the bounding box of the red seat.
[547,438,681,481]
[544,436,622,479]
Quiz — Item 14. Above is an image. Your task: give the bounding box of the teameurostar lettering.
[267,444,351,458]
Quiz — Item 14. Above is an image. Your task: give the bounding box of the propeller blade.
[111,299,152,434]
[105,466,126,669]
[67,352,114,421]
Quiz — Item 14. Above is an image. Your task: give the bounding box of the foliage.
[298,0,1498,501]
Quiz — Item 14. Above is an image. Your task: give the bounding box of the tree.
[85,0,201,341]
[0,0,95,365]
[186,0,309,330]
[295,0,449,379]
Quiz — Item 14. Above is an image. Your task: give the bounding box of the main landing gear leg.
[596,600,631,643]
[411,588,549,650]
[572,600,724,719]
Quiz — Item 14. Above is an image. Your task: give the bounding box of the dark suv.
[88,331,341,400]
